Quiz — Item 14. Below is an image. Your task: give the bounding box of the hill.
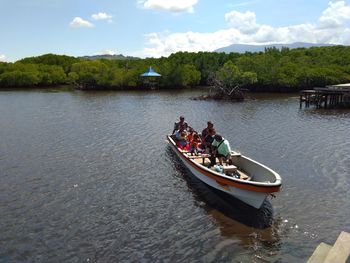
[215,42,337,53]
[80,54,140,60]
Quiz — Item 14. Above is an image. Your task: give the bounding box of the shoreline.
[0,84,310,93]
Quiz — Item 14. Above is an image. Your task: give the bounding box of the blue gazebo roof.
[140,67,161,77]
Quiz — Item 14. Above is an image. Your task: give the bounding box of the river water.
[0,89,349,262]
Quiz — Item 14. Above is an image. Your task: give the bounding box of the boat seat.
[187,154,210,159]
[230,151,241,157]
[222,165,237,173]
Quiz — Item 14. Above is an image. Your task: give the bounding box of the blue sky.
[1,0,350,61]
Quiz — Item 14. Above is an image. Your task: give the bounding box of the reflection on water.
[302,107,350,118]
[0,90,349,262]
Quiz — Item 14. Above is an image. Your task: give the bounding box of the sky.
[0,0,350,62]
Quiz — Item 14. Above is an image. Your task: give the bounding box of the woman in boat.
[212,134,232,165]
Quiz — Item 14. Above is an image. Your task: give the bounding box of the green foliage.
[70,60,109,87]
[1,46,350,90]
[179,64,201,87]
[0,62,7,74]
[216,60,257,88]
[19,53,80,73]
[0,70,40,87]
[38,65,67,85]
[68,72,79,85]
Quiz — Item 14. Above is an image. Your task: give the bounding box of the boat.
[166,135,282,209]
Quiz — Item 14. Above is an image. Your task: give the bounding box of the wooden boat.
[167,135,282,209]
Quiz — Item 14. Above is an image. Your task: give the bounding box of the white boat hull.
[167,135,281,209]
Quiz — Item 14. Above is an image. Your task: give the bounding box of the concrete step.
[307,242,332,263]
[324,231,350,263]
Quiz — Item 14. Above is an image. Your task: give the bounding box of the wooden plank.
[307,243,332,263]
[324,231,350,263]
[222,165,237,173]
[187,154,210,159]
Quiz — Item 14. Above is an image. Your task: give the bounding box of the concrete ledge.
[324,231,350,263]
[307,242,332,263]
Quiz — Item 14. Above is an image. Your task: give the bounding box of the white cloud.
[139,0,198,13]
[96,50,116,55]
[225,10,259,34]
[70,17,94,28]
[319,0,350,28]
[91,12,113,22]
[0,54,6,62]
[140,0,350,57]
[229,1,260,8]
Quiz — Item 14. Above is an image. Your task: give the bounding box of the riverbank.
[0,84,325,93]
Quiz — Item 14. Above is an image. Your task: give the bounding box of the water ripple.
[0,91,349,262]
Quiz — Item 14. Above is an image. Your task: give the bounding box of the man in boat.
[201,128,216,150]
[211,134,232,166]
[201,121,214,139]
[172,116,189,134]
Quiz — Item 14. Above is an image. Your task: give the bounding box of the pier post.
[300,87,350,109]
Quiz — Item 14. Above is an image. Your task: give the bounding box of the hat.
[214,134,223,142]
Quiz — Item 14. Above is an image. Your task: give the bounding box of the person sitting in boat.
[187,127,195,142]
[172,116,189,134]
[212,134,232,166]
[201,128,216,151]
[189,133,203,155]
[175,125,189,150]
[201,121,214,139]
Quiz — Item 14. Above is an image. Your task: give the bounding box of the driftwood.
[193,78,247,101]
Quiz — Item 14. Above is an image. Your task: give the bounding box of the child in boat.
[175,126,189,150]
[189,133,203,155]
[187,127,195,142]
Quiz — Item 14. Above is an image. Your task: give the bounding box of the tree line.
[1,46,350,91]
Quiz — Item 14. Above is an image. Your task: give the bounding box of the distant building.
[328,83,350,89]
[140,67,161,89]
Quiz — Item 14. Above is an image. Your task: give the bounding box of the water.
[0,89,349,262]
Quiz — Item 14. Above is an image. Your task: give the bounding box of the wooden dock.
[307,231,350,263]
[300,85,350,109]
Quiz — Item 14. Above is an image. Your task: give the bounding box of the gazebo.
[140,66,161,88]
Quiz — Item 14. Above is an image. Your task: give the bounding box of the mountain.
[214,42,337,53]
[80,54,140,60]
